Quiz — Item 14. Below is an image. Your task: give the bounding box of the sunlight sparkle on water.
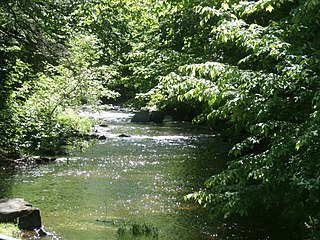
[2,110,230,240]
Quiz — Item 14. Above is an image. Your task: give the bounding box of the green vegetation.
[115,220,159,238]
[148,0,320,237]
[0,223,21,238]
[1,0,320,237]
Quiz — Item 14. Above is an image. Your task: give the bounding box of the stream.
[0,110,288,239]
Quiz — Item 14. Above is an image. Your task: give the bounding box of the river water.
[0,110,288,239]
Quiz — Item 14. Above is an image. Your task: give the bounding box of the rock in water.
[131,111,150,123]
[131,111,166,124]
[149,111,165,123]
[118,134,130,138]
[0,198,42,230]
[98,135,107,140]
[18,208,41,230]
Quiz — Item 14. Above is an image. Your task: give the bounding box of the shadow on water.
[0,161,15,198]
[0,110,303,239]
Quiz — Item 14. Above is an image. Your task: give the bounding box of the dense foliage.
[145,0,320,235]
[0,0,132,153]
[1,0,320,236]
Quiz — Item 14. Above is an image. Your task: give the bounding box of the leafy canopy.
[146,0,320,234]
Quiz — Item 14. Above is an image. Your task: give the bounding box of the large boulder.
[149,111,165,123]
[0,198,42,230]
[131,111,150,123]
[131,111,166,124]
[165,104,198,122]
[18,208,41,230]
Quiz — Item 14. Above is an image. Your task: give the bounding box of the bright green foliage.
[0,0,75,152]
[147,0,320,234]
[115,0,196,101]
[0,0,121,153]
[69,0,132,63]
[2,32,115,153]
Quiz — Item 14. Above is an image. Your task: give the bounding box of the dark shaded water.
[0,110,295,239]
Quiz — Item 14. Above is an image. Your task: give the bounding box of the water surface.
[1,110,230,239]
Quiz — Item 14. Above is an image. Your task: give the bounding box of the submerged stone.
[0,198,42,230]
[118,134,130,137]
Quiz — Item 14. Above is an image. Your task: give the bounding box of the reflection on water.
[1,110,262,239]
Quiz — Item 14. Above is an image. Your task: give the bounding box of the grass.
[115,220,159,238]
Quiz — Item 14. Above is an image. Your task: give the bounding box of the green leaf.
[266,5,274,12]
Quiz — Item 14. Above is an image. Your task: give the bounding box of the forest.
[1,0,320,238]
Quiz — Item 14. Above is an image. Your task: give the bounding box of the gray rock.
[18,208,41,230]
[131,111,166,124]
[118,134,130,138]
[149,111,165,123]
[131,111,150,123]
[0,198,42,230]
[98,135,107,140]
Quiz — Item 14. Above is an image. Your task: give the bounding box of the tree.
[0,0,120,153]
[0,0,72,152]
[146,0,320,235]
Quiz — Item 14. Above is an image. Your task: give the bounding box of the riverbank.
[0,149,19,162]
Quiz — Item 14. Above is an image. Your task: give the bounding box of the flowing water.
[0,110,288,239]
